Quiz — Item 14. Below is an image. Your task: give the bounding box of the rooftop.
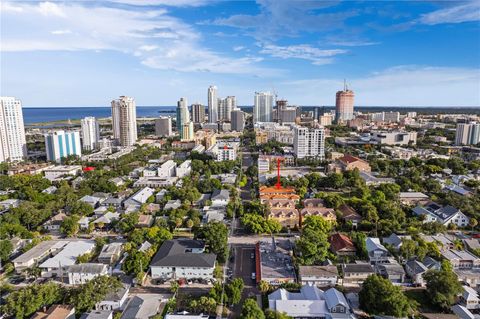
[150,239,216,268]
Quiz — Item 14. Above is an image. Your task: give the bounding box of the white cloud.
[233,46,245,51]
[51,29,72,35]
[260,44,347,65]
[327,40,379,47]
[1,1,275,75]
[281,66,480,106]
[419,1,480,25]
[106,0,208,6]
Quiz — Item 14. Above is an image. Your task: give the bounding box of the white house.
[268,285,354,319]
[366,237,390,264]
[460,285,480,310]
[43,165,82,181]
[176,160,192,178]
[157,160,177,178]
[413,202,470,227]
[298,265,338,287]
[67,263,108,285]
[211,189,230,207]
[39,240,95,277]
[95,284,130,311]
[150,239,216,281]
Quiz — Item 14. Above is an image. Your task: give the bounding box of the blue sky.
[1,0,479,107]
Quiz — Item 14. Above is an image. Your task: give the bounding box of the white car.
[251,272,256,280]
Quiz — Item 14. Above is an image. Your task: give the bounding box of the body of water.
[22,106,176,124]
[22,105,480,125]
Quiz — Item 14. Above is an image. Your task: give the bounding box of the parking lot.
[230,244,256,287]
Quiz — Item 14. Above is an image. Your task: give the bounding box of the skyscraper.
[45,130,82,163]
[0,97,27,162]
[208,85,218,123]
[191,103,205,124]
[455,123,480,145]
[176,97,190,139]
[218,96,236,122]
[155,116,172,137]
[80,116,100,151]
[293,126,325,160]
[335,82,355,123]
[254,91,274,123]
[181,121,194,141]
[231,109,245,132]
[111,96,137,146]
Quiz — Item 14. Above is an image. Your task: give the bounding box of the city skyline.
[2,1,480,107]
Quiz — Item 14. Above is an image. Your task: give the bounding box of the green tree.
[0,239,13,262]
[258,280,271,294]
[264,309,292,319]
[359,275,413,317]
[196,221,228,263]
[0,283,63,319]
[67,276,122,313]
[424,261,463,310]
[60,214,81,237]
[240,298,265,319]
[226,278,244,305]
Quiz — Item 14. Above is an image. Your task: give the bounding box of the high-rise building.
[335,83,355,124]
[191,103,205,124]
[80,116,100,151]
[0,97,27,162]
[275,99,288,122]
[208,85,218,123]
[176,97,190,139]
[45,130,82,163]
[155,116,172,137]
[231,109,245,132]
[254,91,274,123]
[218,96,236,122]
[293,126,325,160]
[319,114,333,126]
[455,123,480,145]
[111,96,137,146]
[181,121,194,141]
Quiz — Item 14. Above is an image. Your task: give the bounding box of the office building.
[208,85,218,123]
[45,131,82,163]
[456,123,480,146]
[293,126,325,160]
[0,97,27,162]
[371,131,417,145]
[231,109,245,132]
[155,116,172,137]
[181,121,194,141]
[254,91,274,123]
[335,83,355,123]
[111,96,137,146]
[81,117,100,151]
[191,103,205,124]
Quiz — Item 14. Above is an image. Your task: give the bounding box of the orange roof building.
[329,233,356,256]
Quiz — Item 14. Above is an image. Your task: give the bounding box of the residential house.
[211,189,230,207]
[413,202,470,227]
[301,199,336,226]
[136,214,154,228]
[176,160,192,178]
[12,241,67,271]
[451,304,476,319]
[150,239,216,281]
[399,192,429,205]
[330,154,371,173]
[43,212,67,231]
[366,237,390,264]
[32,305,75,319]
[39,240,95,277]
[337,204,362,228]
[375,260,406,283]
[298,265,339,287]
[268,285,354,319]
[123,187,155,210]
[80,310,113,319]
[256,239,296,286]
[165,313,209,319]
[96,284,130,311]
[98,243,123,265]
[120,294,163,319]
[342,263,374,286]
[67,263,109,285]
[382,233,411,251]
[460,285,480,310]
[265,198,299,229]
[441,249,480,269]
[164,199,182,211]
[329,233,356,256]
[405,259,428,286]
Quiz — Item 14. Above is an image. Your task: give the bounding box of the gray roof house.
[413,202,470,227]
[405,259,428,286]
[123,187,155,209]
[268,285,354,319]
[366,238,390,264]
[150,239,216,280]
[375,261,406,283]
